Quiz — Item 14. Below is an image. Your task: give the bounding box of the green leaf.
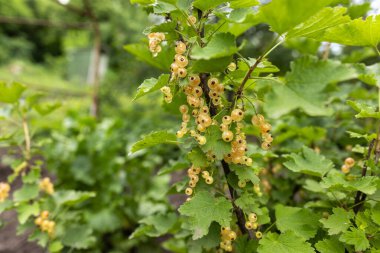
[357,63,380,86]
[178,191,232,239]
[371,203,380,226]
[130,0,154,5]
[230,164,260,184]
[0,200,12,213]
[317,15,380,47]
[61,225,96,249]
[275,205,320,240]
[287,7,351,38]
[134,74,170,100]
[124,43,174,71]
[33,101,61,116]
[48,241,63,253]
[339,227,370,251]
[187,147,208,168]
[201,125,231,160]
[13,184,39,202]
[130,131,178,153]
[191,56,232,73]
[0,81,26,104]
[191,33,238,60]
[188,222,220,252]
[229,0,259,9]
[158,161,190,175]
[257,231,315,253]
[264,56,358,118]
[234,234,258,253]
[258,0,332,34]
[17,202,39,224]
[53,190,96,207]
[347,100,380,119]
[235,192,270,225]
[192,0,227,11]
[320,208,354,235]
[284,146,333,177]
[321,172,379,195]
[131,213,177,238]
[315,238,345,253]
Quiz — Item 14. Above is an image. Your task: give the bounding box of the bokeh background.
[0,0,379,252]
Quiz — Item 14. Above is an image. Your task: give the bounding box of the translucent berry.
[176,55,188,68]
[227,62,236,71]
[260,123,272,133]
[205,176,214,184]
[193,86,203,97]
[207,78,219,89]
[251,114,265,125]
[228,231,237,241]
[170,62,179,73]
[185,187,193,195]
[189,75,201,86]
[222,115,232,125]
[175,41,186,54]
[198,136,207,145]
[245,221,254,230]
[179,104,188,114]
[238,180,246,188]
[231,109,244,122]
[344,157,355,167]
[222,131,234,142]
[178,68,187,78]
[248,213,257,222]
[261,142,271,150]
[341,164,350,174]
[255,231,262,239]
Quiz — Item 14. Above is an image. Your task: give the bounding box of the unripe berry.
[205,176,214,184]
[207,78,219,89]
[227,62,237,71]
[231,109,244,122]
[228,231,237,241]
[198,136,207,145]
[175,41,186,54]
[245,221,254,230]
[187,15,197,25]
[202,171,210,178]
[176,130,185,138]
[248,213,257,222]
[185,187,193,195]
[222,131,234,142]
[238,180,246,188]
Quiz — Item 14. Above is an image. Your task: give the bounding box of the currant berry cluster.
[207,77,224,106]
[147,32,165,57]
[341,157,355,174]
[171,41,188,79]
[245,213,262,239]
[34,211,55,237]
[185,165,214,200]
[219,227,237,252]
[251,114,273,150]
[160,86,173,103]
[39,177,54,195]
[0,182,10,202]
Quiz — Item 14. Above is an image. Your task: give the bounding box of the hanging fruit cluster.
[147,32,165,57]
[341,157,355,173]
[185,165,214,200]
[219,227,237,252]
[0,182,10,202]
[39,177,54,195]
[251,114,273,150]
[34,211,55,237]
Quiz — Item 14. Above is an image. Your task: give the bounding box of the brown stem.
[195,8,252,239]
[353,138,375,214]
[235,56,263,103]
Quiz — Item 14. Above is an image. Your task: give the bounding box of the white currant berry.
[222,131,233,142]
[185,187,193,195]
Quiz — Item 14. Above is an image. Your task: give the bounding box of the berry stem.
[195,10,253,238]
[353,138,375,214]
